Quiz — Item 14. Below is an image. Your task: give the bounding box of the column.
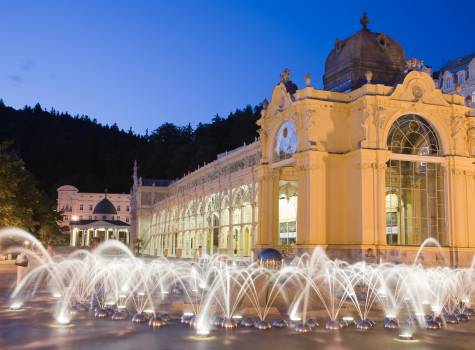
[71,229,76,247]
[256,165,273,248]
[376,150,390,247]
[295,150,326,247]
[227,206,233,254]
[446,156,473,249]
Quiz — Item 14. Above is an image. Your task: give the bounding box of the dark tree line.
[0,140,66,244]
[0,99,261,198]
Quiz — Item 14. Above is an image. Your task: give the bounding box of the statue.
[305,72,312,87]
[365,70,373,84]
[280,68,291,83]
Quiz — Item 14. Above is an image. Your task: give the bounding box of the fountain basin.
[221,318,237,329]
[325,319,341,330]
[111,310,129,321]
[356,319,374,330]
[240,317,254,327]
[271,319,288,328]
[132,313,149,324]
[94,308,110,319]
[294,322,312,333]
[149,316,167,328]
[383,317,399,329]
[254,320,271,330]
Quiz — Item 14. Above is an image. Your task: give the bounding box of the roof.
[93,197,117,215]
[142,178,172,187]
[437,52,475,74]
[323,15,406,92]
[57,185,79,192]
[70,219,130,227]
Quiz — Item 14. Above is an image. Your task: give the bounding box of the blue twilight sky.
[0,0,472,134]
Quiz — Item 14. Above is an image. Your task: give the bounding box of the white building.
[69,195,131,247]
[57,185,131,247]
[57,185,131,228]
[434,52,475,107]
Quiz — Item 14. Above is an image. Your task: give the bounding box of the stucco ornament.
[360,109,370,144]
[412,85,423,100]
[451,115,465,138]
[466,126,475,156]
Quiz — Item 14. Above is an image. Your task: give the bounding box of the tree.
[0,99,261,195]
[0,141,64,245]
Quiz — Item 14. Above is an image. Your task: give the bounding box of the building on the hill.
[56,185,131,246]
[132,14,475,266]
[433,52,475,107]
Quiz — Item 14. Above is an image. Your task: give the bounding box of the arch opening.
[385,114,446,246]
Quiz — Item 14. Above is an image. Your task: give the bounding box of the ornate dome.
[258,248,283,262]
[93,196,117,215]
[323,13,406,92]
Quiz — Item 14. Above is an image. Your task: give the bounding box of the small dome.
[57,185,79,192]
[93,196,117,215]
[258,248,283,261]
[323,13,406,92]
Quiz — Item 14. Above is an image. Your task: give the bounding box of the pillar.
[294,150,327,247]
[227,207,233,255]
[256,165,273,248]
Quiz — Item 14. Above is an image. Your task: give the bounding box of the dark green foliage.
[0,101,261,196]
[0,141,64,244]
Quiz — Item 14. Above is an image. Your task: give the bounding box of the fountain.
[1,228,475,342]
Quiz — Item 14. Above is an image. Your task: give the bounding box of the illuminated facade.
[133,15,475,265]
[57,186,131,247]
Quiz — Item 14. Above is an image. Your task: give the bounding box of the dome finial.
[360,12,369,30]
[104,188,108,198]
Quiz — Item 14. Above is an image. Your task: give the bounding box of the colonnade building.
[132,15,475,265]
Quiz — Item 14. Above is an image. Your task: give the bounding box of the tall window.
[279,180,298,246]
[385,115,446,245]
[460,72,465,85]
[274,121,298,161]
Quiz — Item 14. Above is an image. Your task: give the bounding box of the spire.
[360,12,369,30]
[133,160,138,183]
[104,188,108,198]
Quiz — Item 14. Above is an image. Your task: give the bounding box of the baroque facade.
[133,15,475,265]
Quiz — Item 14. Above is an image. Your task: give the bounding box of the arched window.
[385,115,446,245]
[274,121,298,161]
[387,115,440,156]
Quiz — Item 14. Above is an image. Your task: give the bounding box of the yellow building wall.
[257,71,475,266]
